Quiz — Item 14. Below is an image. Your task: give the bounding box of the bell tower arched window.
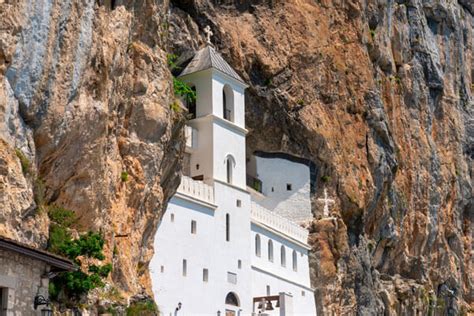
[223,84,234,122]
[185,85,197,119]
[226,155,235,184]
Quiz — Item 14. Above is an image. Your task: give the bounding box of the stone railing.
[185,125,197,149]
[177,176,215,205]
[250,202,308,244]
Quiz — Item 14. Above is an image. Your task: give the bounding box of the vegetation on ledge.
[47,205,112,305]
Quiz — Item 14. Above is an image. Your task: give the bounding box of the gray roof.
[0,235,76,271]
[179,46,245,84]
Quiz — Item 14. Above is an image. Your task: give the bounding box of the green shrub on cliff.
[15,148,31,175]
[173,77,196,103]
[48,205,76,227]
[47,207,112,303]
[126,300,158,316]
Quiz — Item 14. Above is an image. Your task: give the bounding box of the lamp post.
[34,294,52,316]
[174,302,182,315]
[40,307,53,316]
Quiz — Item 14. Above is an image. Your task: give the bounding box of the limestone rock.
[168,0,473,314]
[0,0,182,304]
[0,0,472,313]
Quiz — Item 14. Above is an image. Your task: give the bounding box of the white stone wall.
[180,68,247,190]
[151,53,316,315]
[212,122,247,189]
[150,181,253,315]
[0,248,49,316]
[250,224,316,316]
[251,270,316,316]
[187,117,214,182]
[180,70,213,118]
[211,71,246,129]
[250,156,312,223]
[250,225,312,292]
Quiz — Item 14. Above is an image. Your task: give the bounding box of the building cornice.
[251,220,312,250]
[211,68,249,89]
[213,179,251,194]
[251,265,315,293]
[191,115,248,135]
[174,192,218,210]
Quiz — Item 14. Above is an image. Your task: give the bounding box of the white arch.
[268,239,274,262]
[281,245,286,267]
[225,292,240,307]
[225,154,236,184]
[255,234,261,257]
[292,250,298,271]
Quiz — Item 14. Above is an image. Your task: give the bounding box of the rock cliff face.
[169,0,473,314]
[0,0,472,314]
[0,0,183,304]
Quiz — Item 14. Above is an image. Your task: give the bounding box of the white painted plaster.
[249,156,312,223]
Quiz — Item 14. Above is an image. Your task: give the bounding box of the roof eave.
[0,238,76,272]
[211,68,249,88]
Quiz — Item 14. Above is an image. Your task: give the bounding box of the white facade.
[247,155,313,223]
[150,46,316,316]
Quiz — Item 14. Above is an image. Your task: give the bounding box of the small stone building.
[0,236,75,315]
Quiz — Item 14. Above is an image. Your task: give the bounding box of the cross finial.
[317,188,335,217]
[204,25,213,45]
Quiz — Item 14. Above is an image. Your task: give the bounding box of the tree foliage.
[48,207,112,303]
[173,77,196,103]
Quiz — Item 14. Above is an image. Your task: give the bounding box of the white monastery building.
[150,42,317,316]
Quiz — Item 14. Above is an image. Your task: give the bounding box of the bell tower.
[178,45,248,189]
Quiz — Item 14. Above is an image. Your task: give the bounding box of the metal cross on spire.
[204,25,213,45]
[317,188,335,217]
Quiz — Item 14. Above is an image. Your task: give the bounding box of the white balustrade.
[177,176,215,205]
[251,202,309,244]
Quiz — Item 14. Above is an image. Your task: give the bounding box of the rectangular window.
[1,287,9,311]
[203,269,209,282]
[302,290,306,296]
[191,220,197,234]
[266,285,271,296]
[227,272,237,284]
[238,260,242,269]
[160,265,164,273]
[286,183,292,191]
[170,213,175,222]
[182,259,187,277]
[236,199,241,207]
[0,288,4,310]
[226,214,230,242]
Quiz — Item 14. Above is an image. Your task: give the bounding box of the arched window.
[255,234,261,257]
[292,250,298,271]
[268,240,273,262]
[226,213,230,242]
[226,155,235,184]
[280,246,286,267]
[185,84,197,119]
[225,292,240,306]
[223,84,234,122]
